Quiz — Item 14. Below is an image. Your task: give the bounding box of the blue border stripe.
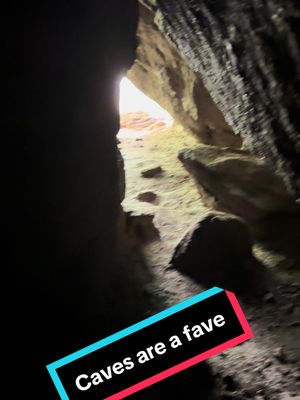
[47,367,69,400]
[47,287,223,372]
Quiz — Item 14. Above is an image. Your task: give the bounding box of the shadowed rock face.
[4,2,140,398]
[142,0,300,196]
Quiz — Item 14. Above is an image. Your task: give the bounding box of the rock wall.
[4,2,139,398]
[129,3,241,147]
[142,0,300,196]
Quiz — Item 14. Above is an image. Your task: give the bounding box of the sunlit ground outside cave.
[117,76,300,399]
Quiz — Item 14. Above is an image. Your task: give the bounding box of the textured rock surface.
[170,212,268,297]
[143,0,300,195]
[179,145,299,222]
[129,3,241,147]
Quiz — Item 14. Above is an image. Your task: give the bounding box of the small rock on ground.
[137,191,158,203]
[141,166,163,178]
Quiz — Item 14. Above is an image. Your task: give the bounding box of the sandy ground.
[118,121,300,400]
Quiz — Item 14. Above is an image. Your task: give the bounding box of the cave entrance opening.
[117,74,207,297]
[118,77,173,140]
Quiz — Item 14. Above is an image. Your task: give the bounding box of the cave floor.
[118,122,300,400]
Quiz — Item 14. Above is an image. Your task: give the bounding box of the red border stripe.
[104,291,253,400]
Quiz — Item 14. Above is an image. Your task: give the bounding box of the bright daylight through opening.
[118,77,173,139]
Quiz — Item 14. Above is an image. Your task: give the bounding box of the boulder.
[178,145,299,222]
[170,212,268,297]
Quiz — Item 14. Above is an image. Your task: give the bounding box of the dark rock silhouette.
[171,212,268,298]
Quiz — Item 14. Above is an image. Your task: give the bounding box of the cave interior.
[5,1,300,399]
